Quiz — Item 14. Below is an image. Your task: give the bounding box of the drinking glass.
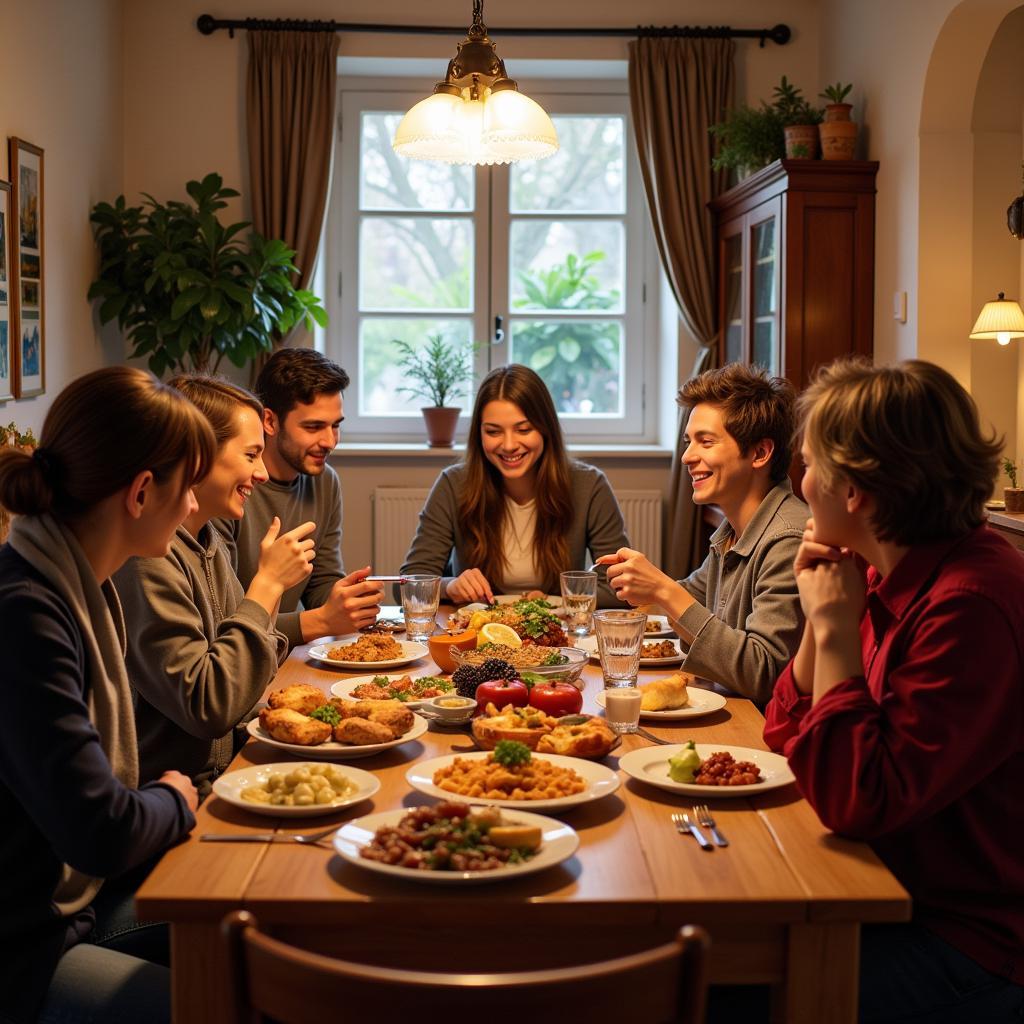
[559,570,598,637]
[593,609,648,688]
[603,686,642,733]
[400,574,441,642]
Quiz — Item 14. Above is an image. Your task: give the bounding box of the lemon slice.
[479,622,522,648]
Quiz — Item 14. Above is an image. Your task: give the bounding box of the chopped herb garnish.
[308,704,341,726]
[493,740,532,767]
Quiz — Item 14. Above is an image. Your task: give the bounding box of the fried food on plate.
[337,699,414,738]
[267,683,327,715]
[334,717,394,745]
[639,672,691,711]
[536,716,617,759]
[259,707,332,746]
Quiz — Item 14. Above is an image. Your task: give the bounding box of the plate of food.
[406,744,620,810]
[211,762,380,818]
[329,673,455,707]
[618,742,795,797]
[594,672,727,720]
[307,634,428,669]
[471,704,619,760]
[333,803,579,885]
[643,615,675,638]
[246,700,428,760]
[574,636,685,666]
[446,597,567,647]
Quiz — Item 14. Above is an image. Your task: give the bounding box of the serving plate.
[642,615,675,638]
[307,637,428,670]
[329,674,453,709]
[618,743,795,797]
[574,635,685,666]
[594,686,727,721]
[332,807,579,885]
[211,762,380,818]
[245,714,428,761]
[406,750,620,811]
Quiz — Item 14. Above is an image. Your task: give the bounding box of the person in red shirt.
[765,359,1024,1023]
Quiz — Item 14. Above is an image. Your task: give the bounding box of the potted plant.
[710,104,786,176]
[774,77,824,159]
[0,422,37,543]
[1002,457,1024,513]
[819,83,858,160]
[393,333,475,447]
[88,173,327,376]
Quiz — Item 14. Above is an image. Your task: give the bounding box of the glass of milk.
[560,570,598,637]
[604,686,642,733]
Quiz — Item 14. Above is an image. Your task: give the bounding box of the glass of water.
[593,609,648,687]
[400,575,441,642]
[560,570,598,637]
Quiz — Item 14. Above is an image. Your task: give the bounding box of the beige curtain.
[629,36,734,578]
[246,29,339,323]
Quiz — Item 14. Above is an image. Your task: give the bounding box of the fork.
[635,725,671,745]
[671,812,713,851]
[199,824,340,845]
[693,804,729,847]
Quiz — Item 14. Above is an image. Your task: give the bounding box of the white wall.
[0,0,123,433]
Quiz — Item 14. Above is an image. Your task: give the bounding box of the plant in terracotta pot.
[0,422,38,544]
[774,77,823,159]
[819,82,858,160]
[393,333,475,447]
[1002,457,1024,513]
[710,103,786,176]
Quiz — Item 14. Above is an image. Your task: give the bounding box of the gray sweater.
[216,466,344,647]
[400,462,629,607]
[116,524,287,792]
[675,480,807,703]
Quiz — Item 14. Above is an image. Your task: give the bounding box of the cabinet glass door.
[723,233,743,364]
[751,216,778,374]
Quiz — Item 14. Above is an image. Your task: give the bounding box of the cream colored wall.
[0,0,123,433]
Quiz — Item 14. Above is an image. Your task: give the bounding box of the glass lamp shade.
[392,92,464,161]
[481,89,559,162]
[969,293,1024,346]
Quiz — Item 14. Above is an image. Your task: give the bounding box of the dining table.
[136,614,910,1024]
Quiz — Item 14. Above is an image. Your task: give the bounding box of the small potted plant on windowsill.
[393,333,475,447]
[1002,457,1024,513]
[819,82,857,160]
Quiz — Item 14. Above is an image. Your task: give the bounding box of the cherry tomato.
[474,679,529,714]
[528,681,583,717]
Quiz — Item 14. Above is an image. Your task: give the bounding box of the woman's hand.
[446,569,494,605]
[257,517,316,591]
[595,549,692,619]
[158,770,198,815]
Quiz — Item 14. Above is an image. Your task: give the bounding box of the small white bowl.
[426,694,476,722]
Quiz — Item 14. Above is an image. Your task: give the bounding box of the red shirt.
[764,526,1024,983]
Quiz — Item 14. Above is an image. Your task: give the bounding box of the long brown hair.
[168,374,263,449]
[0,366,215,520]
[461,365,573,591]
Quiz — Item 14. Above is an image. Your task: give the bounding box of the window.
[329,83,656,442]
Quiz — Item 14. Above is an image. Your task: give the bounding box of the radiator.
[372,486,663,576]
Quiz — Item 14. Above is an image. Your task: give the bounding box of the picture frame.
[9,137,44,398]
[0,180,13,402]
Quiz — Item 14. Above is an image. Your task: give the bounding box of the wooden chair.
[221,910,709,1024]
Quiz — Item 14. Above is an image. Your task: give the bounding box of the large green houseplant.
[88,173,327,375]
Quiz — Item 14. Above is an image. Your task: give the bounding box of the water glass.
[603,686,642,733]
[400,574,441,642]
[559,570,598,637]
[593,609,648,688]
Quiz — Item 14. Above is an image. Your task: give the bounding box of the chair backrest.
[221,910,709,1024]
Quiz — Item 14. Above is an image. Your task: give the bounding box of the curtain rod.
[196,14,791,47]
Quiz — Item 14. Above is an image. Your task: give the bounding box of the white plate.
[332,807,579,885]
[406,751,620,810]
[618,743,795,797]
[211,762,380,818]
[245,714,428,760]
[329,674,453,709]
[642,615,675,638]
[307,637,428,670]
[594,686,728,721]
[574,635,685,666]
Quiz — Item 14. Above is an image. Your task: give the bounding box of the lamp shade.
[969,292,1024,345]
[481,89,559,162]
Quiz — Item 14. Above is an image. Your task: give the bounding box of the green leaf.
[170,286,206,321]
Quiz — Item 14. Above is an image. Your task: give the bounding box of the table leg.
[772,923,860,1024]
[170,922,232,1024]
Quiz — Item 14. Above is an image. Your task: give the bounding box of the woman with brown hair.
[116,375,316,795]
[401,364,628,606]
[0,366,214,1023]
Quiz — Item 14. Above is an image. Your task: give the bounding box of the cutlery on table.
[635,726,671,745]
[693,803,729,847]
[200,824,340,845]
[671,812,713,851]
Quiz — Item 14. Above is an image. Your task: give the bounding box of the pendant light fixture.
[392,0,559,166]
[969,292,1024,346]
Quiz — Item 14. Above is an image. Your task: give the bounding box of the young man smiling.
[599,363,807,702]
[217,349,382,648]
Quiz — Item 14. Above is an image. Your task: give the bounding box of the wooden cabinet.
[709,159,879,386]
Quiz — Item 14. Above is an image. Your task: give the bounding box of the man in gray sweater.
[217,349,382,647]
[598,364,807,703]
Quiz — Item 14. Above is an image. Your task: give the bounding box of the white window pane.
[510,222,624,314]
[359,217,473,311]
[510,116,625,213]
[509,319,623,415]
[360,113,474,211]
[359,318,474,415]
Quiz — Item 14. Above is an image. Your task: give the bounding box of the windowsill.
[335,442,675,459]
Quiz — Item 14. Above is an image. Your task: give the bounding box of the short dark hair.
[678,363,796,483]
[255,349,350,418]
[799,358,1002,544]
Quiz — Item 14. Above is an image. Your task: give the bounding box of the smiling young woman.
[400,364,629,607]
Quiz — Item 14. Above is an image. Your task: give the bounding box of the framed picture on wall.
[0,180,13,402]
[10,137,44,399]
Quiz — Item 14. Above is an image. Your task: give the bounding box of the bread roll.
[639,672,690,711]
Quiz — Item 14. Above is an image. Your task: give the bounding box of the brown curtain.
[246,29,339,343]
[629,36,734,578]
